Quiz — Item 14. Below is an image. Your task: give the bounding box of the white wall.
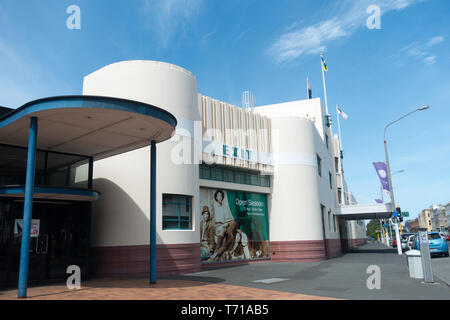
[255,99,341,241]
[83,60,200,247]
[255,98,327,141]
[267,117,325,241]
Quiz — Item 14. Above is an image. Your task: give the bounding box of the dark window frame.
[199,163,271,188]
[329,172,333,189]
[0,143,93,189]
[317,154,322,177]
[162,194,193,230]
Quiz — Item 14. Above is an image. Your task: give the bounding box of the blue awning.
[0,95,177,159]
[0,186,101,202]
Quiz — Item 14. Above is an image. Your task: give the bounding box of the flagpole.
[306,77,309,100]
[336,105,343,151]
[321,54,329,115]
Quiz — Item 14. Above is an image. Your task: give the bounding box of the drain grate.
[252,278,290,284]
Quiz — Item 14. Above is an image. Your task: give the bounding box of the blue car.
[415,232,449,257]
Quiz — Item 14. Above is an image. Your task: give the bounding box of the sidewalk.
[1,243,448,300]
[0,278,338,300]
[176,242,450,300]
[432,256,450,287]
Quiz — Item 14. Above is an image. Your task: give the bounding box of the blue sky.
[0,0,449,220]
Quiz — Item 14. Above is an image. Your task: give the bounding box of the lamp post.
[388,170,404,239]
[384,105,430,255]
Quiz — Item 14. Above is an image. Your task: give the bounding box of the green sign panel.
[402,211,409,217]
[200,188,269,263]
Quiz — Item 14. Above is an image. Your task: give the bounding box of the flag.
[375,199,383,204]
[307,77,312,99]
[373,162,390,192]
[321,54,328,72]
[337,106,348,120]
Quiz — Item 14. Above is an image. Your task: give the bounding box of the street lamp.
[384,105,430,255]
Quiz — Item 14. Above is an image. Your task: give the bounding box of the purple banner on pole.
[373,162,390,192]
[375,199,383,204]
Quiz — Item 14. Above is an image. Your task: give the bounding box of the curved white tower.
[83,61,201,277]
[268,117,326,261]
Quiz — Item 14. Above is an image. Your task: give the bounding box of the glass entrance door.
[0,199,90,289]
[47,202,90,281]
[0,201,50,287]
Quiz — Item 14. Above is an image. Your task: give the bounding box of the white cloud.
[268,18,347,63]
[427,36,444,47]
[141,0,203,47]
[201,30,215,46]
[400,35,444,66]
[267,0,426,64]
[423,55,436,65]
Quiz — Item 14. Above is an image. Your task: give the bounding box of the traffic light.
[396,206,401,216]
[399,217,403,222]
[325,114,332,127]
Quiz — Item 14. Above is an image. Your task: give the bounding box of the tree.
[366,219,380,239]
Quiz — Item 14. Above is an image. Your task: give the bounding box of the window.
[249,172,259,185]
[328,210,332,232]
[429,233,441,240]
[325,134,329,149]
[329,172,333,189]
[317,154,322,177]
[223,168,234,183]
[320,204,327,236]
[335,157,339,174]
[200,165,211,180]
[199,164,271,187]
[338,188,342,204]
[162,194,193,230]
[0,144,92,189]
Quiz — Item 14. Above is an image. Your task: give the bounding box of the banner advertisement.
[200,188,269,263]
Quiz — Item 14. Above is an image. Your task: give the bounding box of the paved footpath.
[0,278,337,300]
[176,242,450,300]
[1,243,449,300]
[432,255,450,287]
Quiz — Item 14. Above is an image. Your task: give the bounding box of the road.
[432,241,450,287]
[172,242,450,300]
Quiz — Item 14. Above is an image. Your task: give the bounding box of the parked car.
[415,232,449,257]
[401,233,416,251]
[408,235,417,250]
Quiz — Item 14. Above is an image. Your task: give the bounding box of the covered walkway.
[335,203,393,220]
[0,95,177,297]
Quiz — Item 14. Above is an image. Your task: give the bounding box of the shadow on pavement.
[345,248,398,254]
[84,275,227,288]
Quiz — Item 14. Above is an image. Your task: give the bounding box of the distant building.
[418,209,432,232]
[429,205,448,232]
[407,218,419,233]
[445,202,450,232]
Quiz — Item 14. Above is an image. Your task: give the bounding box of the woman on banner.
[200,205,215,259]
[209,189,234,261]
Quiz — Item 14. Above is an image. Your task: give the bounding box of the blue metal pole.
[18,117,38,298]
[150,140,157,284]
